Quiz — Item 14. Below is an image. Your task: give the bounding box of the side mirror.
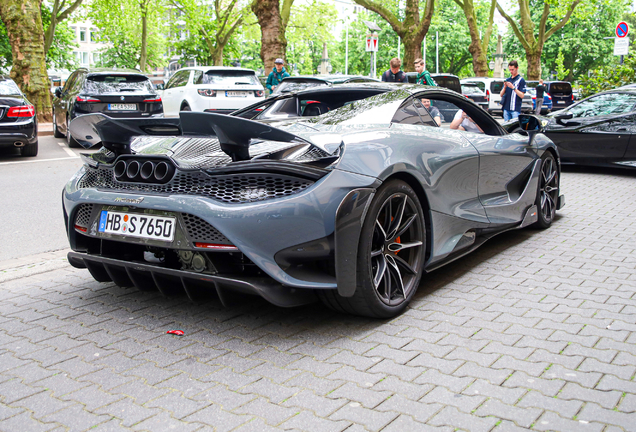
[54,87,63,98]
[517,114,547,142]
[554,112,573,125]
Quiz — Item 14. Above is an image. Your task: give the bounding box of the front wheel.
[534,152,559,229]
[318,180,426,318]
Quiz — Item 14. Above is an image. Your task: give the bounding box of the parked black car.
[545,81,574,110]
[52,68,163,147]
[0,75,38,157]
[406,72,462,94]
[540,88,636,169]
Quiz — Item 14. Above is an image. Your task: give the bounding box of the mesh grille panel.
[182,214,232,244]
[74,204,94,227]
[78,167,314,204]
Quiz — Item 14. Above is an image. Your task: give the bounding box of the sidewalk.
[38,122,53,136]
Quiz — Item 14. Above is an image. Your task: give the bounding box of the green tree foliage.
[579,54,635,97]
[41,5,78,71]
[554,48,570,80]
[504,0,630,81]
[0,2,78,73]
[285,0,337,74]
[89,0,166,70]
[169,0,251,66]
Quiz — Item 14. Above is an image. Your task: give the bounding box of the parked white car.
[161,67,265,116]
[461,77,533,115]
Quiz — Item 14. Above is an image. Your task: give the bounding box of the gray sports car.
[63,85,565,318]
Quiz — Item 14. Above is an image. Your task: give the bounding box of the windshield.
[0,80,21,95]
[566,92,636,118]
[461,85,483,95]
[308,91,406,126]
[198,70,259,86]
[84,75,154,93]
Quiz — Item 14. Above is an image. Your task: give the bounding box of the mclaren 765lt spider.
[63,85,565,318]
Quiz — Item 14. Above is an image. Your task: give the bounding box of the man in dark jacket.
[381,58,408,83]
[266,58,290,93]
[535,79,546,114]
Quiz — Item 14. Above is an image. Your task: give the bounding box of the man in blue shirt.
[499,60,526,121]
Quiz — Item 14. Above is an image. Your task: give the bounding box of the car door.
[56,72,77,133]
[546,92,636,163]
[426,93,537,224]
[162,70,189,116]
[619,112,636,162]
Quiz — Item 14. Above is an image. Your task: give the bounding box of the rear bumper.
[67,251,317,307]
[0,117,37,145]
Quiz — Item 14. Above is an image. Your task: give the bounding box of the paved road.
[0,137,97,261]
[0,164,635,431]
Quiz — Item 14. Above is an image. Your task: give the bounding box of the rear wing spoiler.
[69,112,313,161]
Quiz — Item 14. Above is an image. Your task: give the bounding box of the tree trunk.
[469,43,489,77]
[139,1,148,71]
[526,48,542,80]
[212,45,223,66]
[252,0,287,74]
[0,0,52,122]
[400,33,425,72]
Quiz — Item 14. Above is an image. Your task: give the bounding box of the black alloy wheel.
[53,111,63,138]
[318,180,426,318]
[534,152,559,228]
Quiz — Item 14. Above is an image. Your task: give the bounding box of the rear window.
[490,81,504,92]
[197,70,259,86]
[433,76,461,93]
[549,83,572,94]
[461,84,483,95]
[464,81,485,92]
[84,75,153,93]
[0,80,20,95]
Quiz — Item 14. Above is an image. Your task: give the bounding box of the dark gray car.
[63,85,564,318]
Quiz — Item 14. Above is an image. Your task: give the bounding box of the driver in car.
[421,98,442,126]
[450,110,484,133]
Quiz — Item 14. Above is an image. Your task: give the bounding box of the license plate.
[108,103,137,110]
[556,101,564,104]
[98,211,175,241]
[225,91,248,97]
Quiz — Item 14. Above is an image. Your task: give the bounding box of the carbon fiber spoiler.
[69,112,312,161]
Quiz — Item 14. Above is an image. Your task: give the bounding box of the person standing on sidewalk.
[535,79,546,115]
[266,58,290,93]
[414,58,436,86]
[499,60,526,121]
[381,58,408,83]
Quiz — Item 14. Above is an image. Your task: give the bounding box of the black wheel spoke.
[386,255,406,299]
[387,195,407,240]
[395,214,417,239]
[393,254,417,275]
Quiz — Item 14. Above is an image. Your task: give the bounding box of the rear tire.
[66,117,80,148]
[53,112,63,138]
[534,152,559,229]
[318,180,426,318]
[21,140,38,157]
[180,103,191,111]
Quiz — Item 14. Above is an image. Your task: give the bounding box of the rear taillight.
[6,105,35,118]
[571,94,574,101]
[486,89,490,102]
[143,97,162,102]
[197,89,216,97]
[547,95,552,100]
[254,90,264,97]
[76,96,100,102]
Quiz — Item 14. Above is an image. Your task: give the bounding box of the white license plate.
[108,103,137,110]
[556,101,564,104]
[225,91,248,97]
[98,211,175,241]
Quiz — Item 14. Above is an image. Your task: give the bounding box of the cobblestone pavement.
[1,166,636,432]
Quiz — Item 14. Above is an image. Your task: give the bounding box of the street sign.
[365,34,378,52]
[616,21,629,38]
[614,37,630,55]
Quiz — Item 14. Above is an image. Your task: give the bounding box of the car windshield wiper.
[234,82,252,85]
